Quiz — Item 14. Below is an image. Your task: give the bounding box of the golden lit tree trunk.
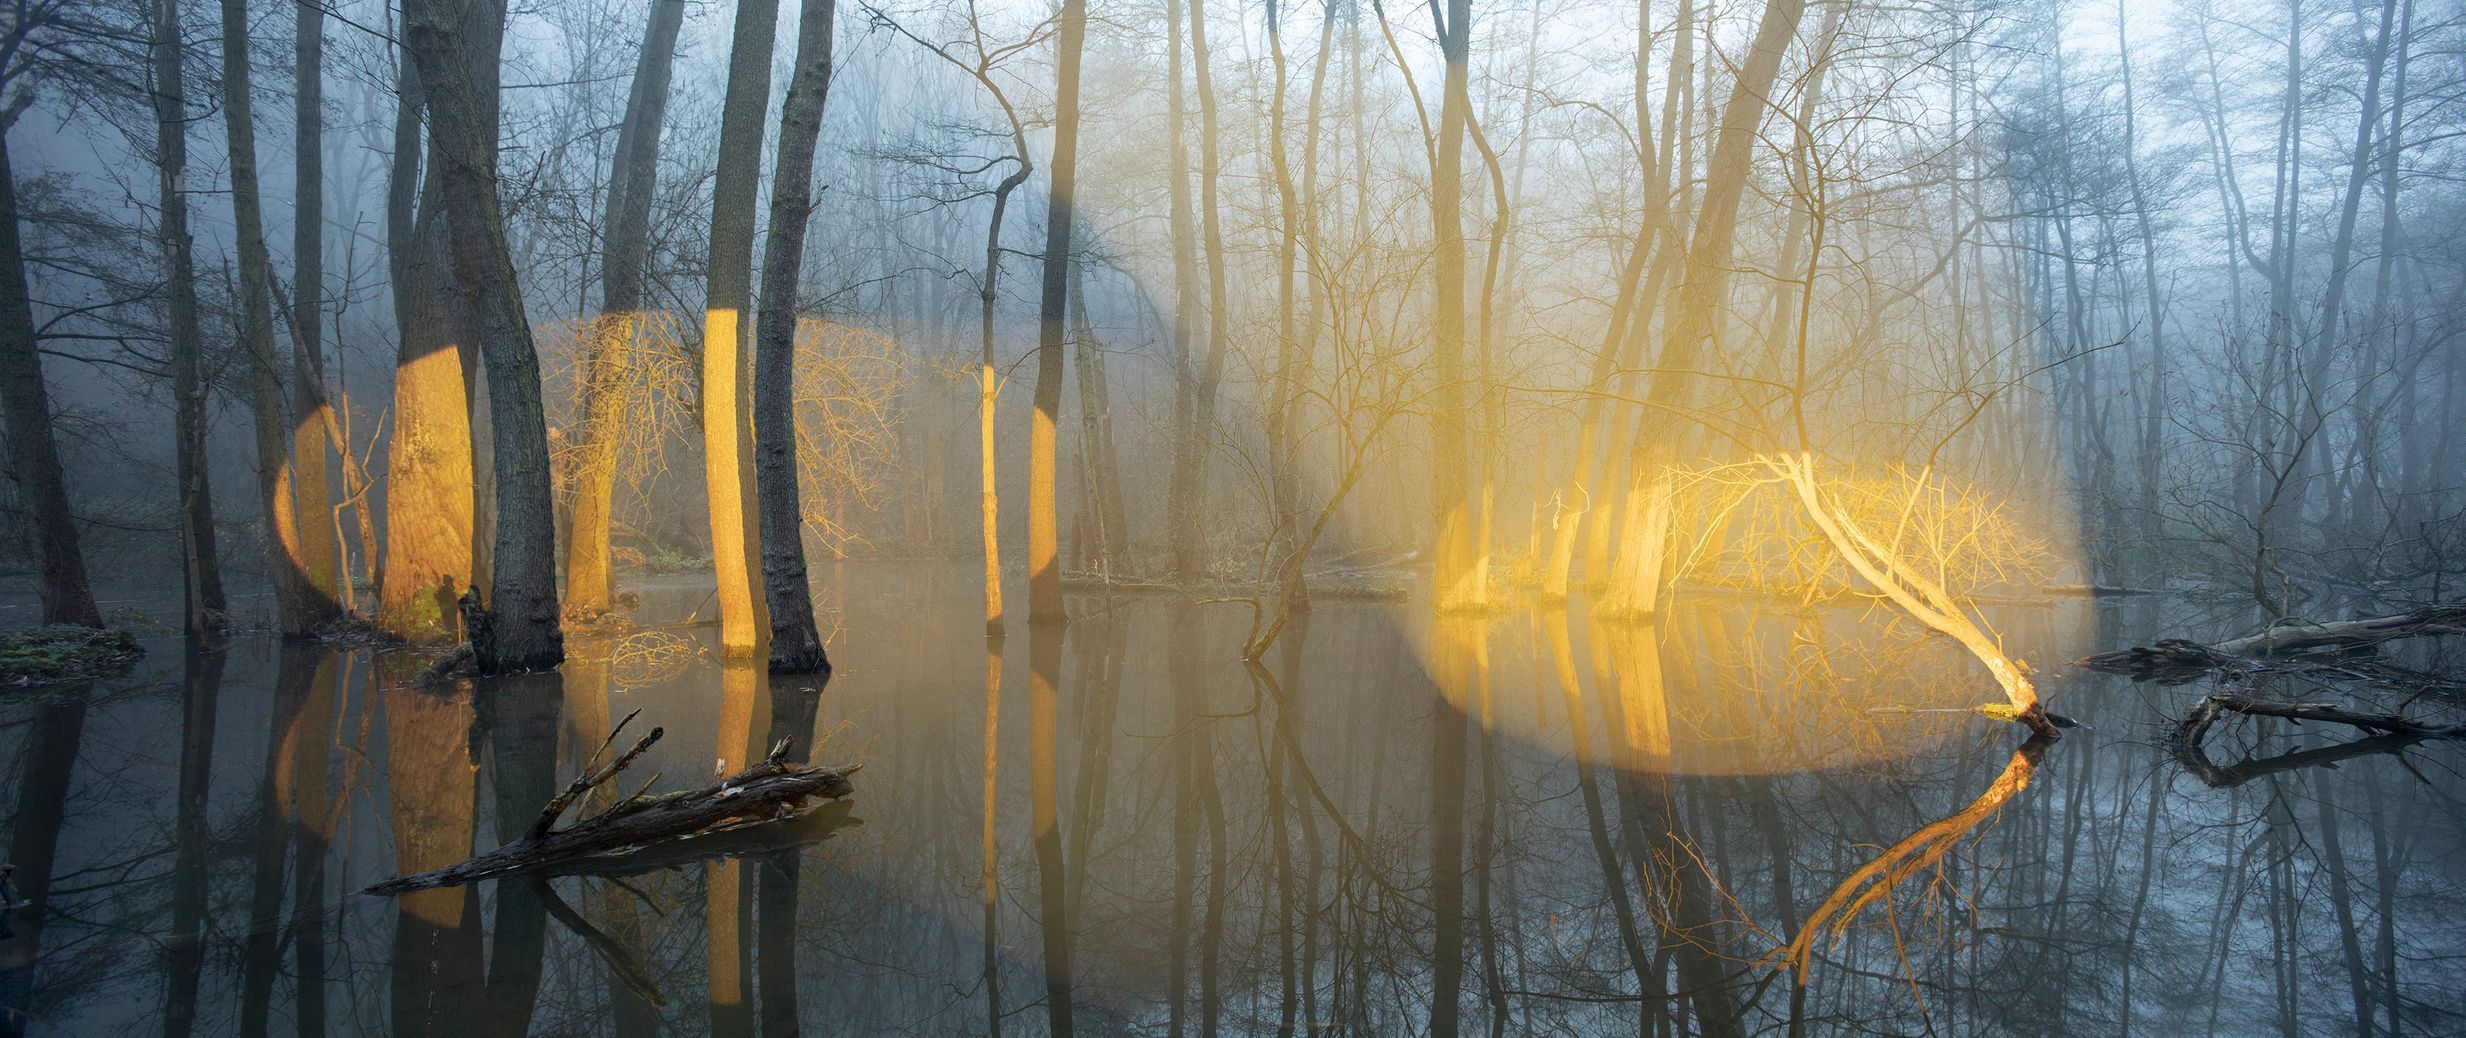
[1766,453,2050,730]
[1027,0,1088,627]
[979,362,1004,634]
[1598,0,1809,619]
[403,0,564,672]
[701,0,780,658]
[289,0,341,621]
[378,37,474,644]
[569,0,685,616]
[1543,1,1669,602]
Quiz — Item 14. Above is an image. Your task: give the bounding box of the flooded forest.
[0,0,2461,1033]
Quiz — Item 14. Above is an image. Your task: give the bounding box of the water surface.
[1,563,2457,1035]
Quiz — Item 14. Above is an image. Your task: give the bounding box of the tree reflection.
[163,649,220,1036]
[477,671,563,1029]
[1778,733,2057,981]
[383,656,484,1037]
[1029,620,1071,1036]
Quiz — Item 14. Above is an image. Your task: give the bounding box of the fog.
[0,0,2459,1033]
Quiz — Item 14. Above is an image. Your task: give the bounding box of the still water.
[0,563,2458,1035]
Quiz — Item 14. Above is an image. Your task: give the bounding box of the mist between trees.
[0,0,2457,670]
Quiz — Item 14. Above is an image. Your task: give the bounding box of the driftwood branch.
[2168,691,2465,787]
[530,708,659,841]
[367,719,858,895]
[2076,602,2466,683]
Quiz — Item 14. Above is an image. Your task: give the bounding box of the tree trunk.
[0,117,100,630]
[290,0,342,624]
[1598,0,1810,618]
[701,0,781,658]
[1428,0,1478,614]
[2118,0,2169,576]
[149,0,227,639]
[402,0,564,672]
[1027,0,1088,627]
[378,56,477,644]
[753,0,838,674]
[221,0,336,634]
[1181,0,1233,588]
[977,161,1027,636]
[1067,252,1124,577]
[568,0,687,617]
[1163,0,1205,583]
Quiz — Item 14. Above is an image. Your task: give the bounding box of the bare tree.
[567,0,687,618]
[401,0,563,671]
[701,0,781,658]
[1027,0,1089,627]
[755,0,841,673]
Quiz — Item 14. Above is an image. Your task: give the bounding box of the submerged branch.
[366,721,858,894]
[2077,602,2466,684]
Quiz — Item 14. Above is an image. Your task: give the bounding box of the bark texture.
[221,0,338,634]
[753,0,839,673]
[701,0,781,658]
[1027,0,1089,626]
[378,57,477,644]
[402,0,564,672]
[568,0,686,616]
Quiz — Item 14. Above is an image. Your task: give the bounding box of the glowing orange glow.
[378,345,474,642]
[701,308,767,658]
[1775,735,2048,982]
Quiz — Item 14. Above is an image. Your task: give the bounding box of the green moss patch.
[0,625,145,686]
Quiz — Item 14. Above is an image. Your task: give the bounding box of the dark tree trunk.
[1427,0,1478,613]
[0,119,101,629]
[219,0,337,635]
[1162,0,1203,582]
[754,0,839,674]
[402,0,563,672]
[289,0,342,624]
[1028,0,1088,626]
[150,0,227,640]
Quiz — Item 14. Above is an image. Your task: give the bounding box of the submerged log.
[2168,691,2465,787]
[366,710,857,894]
[2076,602,2466,683]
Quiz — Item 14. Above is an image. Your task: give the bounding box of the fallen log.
[2167,691,2465,787]
[2174,691,2466,746]
[2076,602,2466,683]
[366,710,857,895]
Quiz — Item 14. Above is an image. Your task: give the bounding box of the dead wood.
[365,712,857,895]
[2170,729,2435,789]
[2173,692,2466,747]
[2166,690,2464,787]
[2076,602,2466,683]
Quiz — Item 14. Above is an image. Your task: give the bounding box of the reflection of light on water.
[1413,595,2092,775]
[1775,734,2052,982]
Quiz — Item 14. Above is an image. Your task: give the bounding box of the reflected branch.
[1774,734,2055,982]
